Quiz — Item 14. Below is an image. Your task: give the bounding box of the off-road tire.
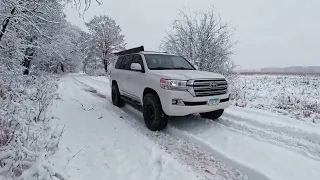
[200,109,224,120]
[143,94,168,131]
[111,83,125,107]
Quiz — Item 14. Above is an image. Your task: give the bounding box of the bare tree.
[161,6,237,77]
[85,15,126,74]
[68,0,102,12]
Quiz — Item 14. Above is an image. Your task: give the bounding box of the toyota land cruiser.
[110,46,230,131]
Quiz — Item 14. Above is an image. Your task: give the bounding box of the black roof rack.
[143,51,169,54]
[115,46,144,56]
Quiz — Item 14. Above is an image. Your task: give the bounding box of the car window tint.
[121,55,133,70]
[132,54,144,70]
[115,56,123,69]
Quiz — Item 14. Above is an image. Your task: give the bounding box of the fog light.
[172,99,185,106]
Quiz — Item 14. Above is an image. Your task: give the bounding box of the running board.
[120,95,142,111]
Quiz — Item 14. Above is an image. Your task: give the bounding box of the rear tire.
[200,109,224,120]
[143,94,168,131]
[112,83,125,107]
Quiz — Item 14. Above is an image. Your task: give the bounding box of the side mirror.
[131,63,142,71]
[194,65,199,70]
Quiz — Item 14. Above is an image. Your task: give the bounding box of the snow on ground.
[231,75,320,123]
[170,113,320,180]
[50,74,247,180]
[51,74,320,180]
[50,76,201,180]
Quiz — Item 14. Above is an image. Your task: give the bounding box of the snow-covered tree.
[84,15,126,74]
[0,0,66,74]
[161,7,237,77]
[0,1,84,179]
[0,0,85,74]
[33,21,85,73]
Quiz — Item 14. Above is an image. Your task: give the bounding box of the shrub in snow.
[0,0,102,179]
[0,72,66,179]
[230,75,320,123]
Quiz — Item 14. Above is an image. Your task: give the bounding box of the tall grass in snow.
[230,75,320,123]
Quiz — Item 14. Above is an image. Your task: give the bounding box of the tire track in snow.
[223,112,320,145]
[219,113,320,161]
[72,75,320,179]
[70,76,254,180]
[150,148,163,180]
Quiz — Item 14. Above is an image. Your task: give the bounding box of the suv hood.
[150,70,225,80]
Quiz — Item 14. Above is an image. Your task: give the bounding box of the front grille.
[193,79,228,97]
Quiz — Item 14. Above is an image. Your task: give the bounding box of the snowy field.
[49,74,320,180]
[231,75,320,123]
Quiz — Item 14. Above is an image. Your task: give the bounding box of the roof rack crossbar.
[143,51,169,54]
[115,46,144,56]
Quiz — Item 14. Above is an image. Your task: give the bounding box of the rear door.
[118,54,145,103]
[117,55,132,95]
[111,56,124,90]
[127,54,145,102]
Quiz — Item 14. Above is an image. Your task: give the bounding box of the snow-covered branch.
[161,6,237,78]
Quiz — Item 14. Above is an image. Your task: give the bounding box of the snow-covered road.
[51,74,320,180]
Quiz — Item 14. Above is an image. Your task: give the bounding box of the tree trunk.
[104,59,108,73]
[22,36,35,74]
[61,63,65,72]
[0,7,16,42]
[103,43,108,73]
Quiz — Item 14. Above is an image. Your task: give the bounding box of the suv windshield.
[144,54,195,70]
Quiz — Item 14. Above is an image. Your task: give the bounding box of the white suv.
[110,46,230,131]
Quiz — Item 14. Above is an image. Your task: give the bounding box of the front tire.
[200,109,224,120]
[143,94,168,131]
[112,83,125,107]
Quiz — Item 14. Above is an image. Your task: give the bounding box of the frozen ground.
[50,74,320,180]
[50,75,247,180]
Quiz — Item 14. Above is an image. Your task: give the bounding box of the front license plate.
[208,98,220,106]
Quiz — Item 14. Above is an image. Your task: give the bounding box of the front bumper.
[159,90,231,116]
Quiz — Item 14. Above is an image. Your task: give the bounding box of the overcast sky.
[65,0,320,70]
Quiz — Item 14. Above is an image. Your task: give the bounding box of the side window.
[115,56,123,69]
[132,54,144,70]
[120,55,133,70]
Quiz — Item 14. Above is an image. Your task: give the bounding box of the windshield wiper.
[151,67,194,70]
[151,67,172,70]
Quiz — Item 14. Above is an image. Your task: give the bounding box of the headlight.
[160,79,188,91]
